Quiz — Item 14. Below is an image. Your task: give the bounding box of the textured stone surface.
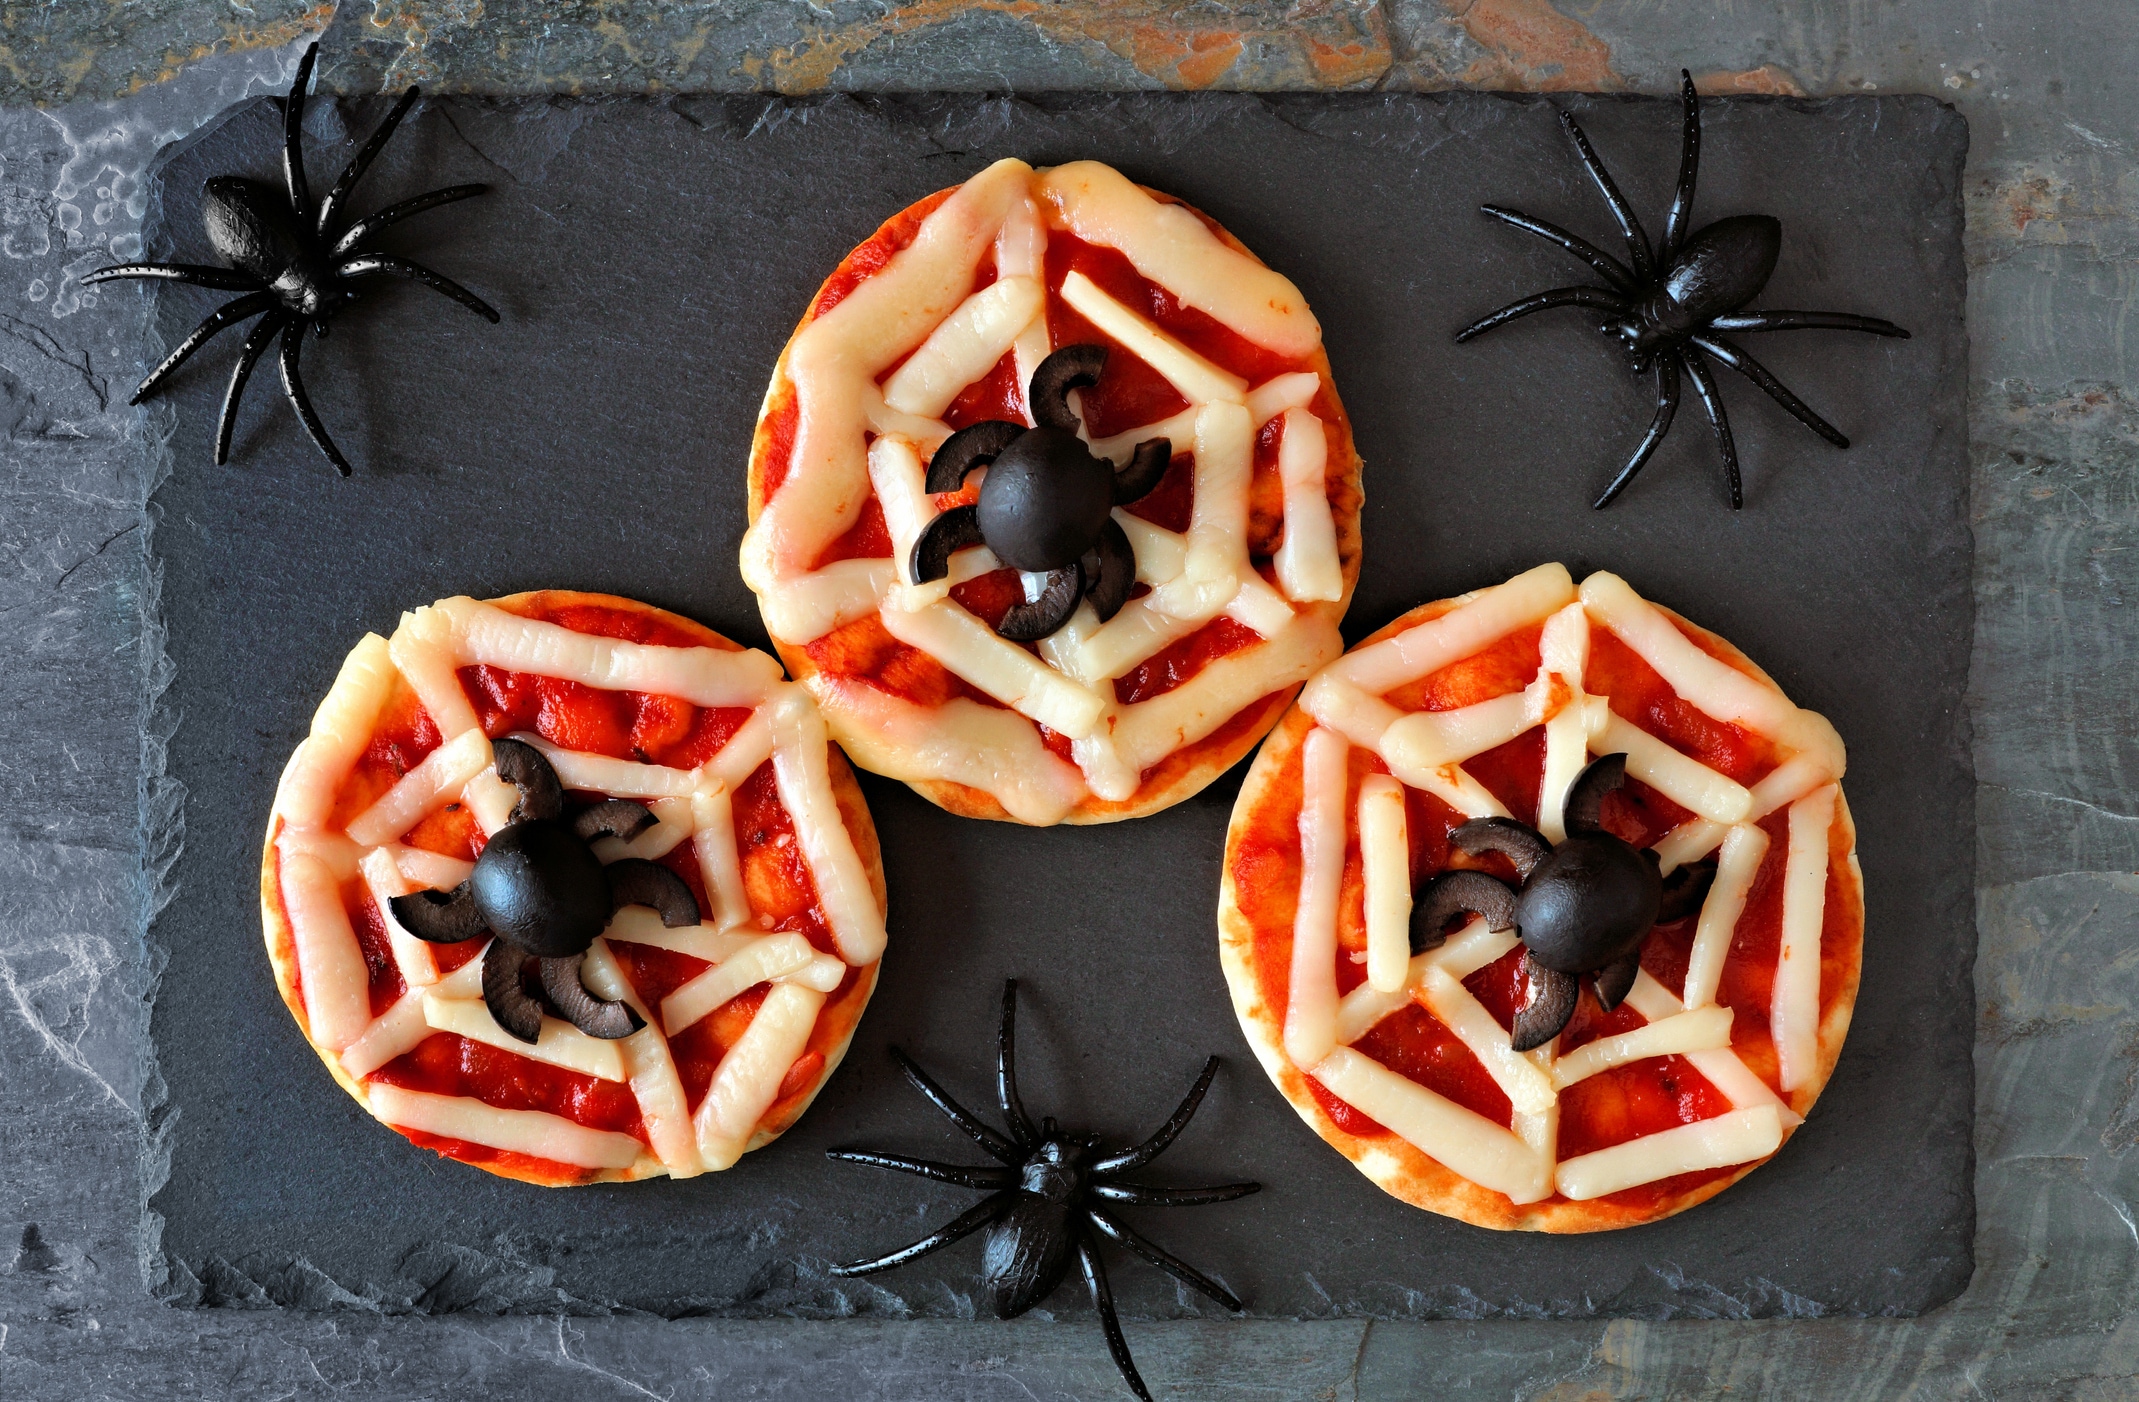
[0,2,2135,1397]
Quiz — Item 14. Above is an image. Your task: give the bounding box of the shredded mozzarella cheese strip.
[1624,971,1800,1126]
[1681,822,1771,1009]
[695,982,827,1170]
[1535,602,1591,843]
[1311,1046,1550,1203]
[340,944,484,1079]
[422,994,629,1082]
[1273,408,1342,603]
[583,937,702,1177]
[1651,750,1837,872]
[1333,563,1574,696]
[436,596,783,708]
[661,932,819,1034]
[281,850,371,1051]
[1283,726,1348,1069]
[1418,965,1558,1115]
[344,728,492,847]
[768,691,888,965]
[358,847,439,988]
[368,1084,645,1171]
[1549,1005,1734,1090]
[1586,705,1751,825]
[1358,773,1412,993]
[1059,271,1247,406]
[879,598,1107,739]
[881,276,1044,419]
[278,633,398,828]
[1773,784,1836,1091]
[1556,1105,1783,1200]
[690,784,753,930]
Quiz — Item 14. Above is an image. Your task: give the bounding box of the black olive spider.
[388,737,700,1043]
[827,981,1259,1401]
[85,42,496,475]
[911,343,1173,641]
[1456,70,1908,509]
[1414,753,1713,1051]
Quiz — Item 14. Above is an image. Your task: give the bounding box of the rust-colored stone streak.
[1445,0,1620,92]
[1695,63,1809,96]
[0,1,327,107]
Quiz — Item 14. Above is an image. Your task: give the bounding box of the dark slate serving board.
[142,90,1972,1319]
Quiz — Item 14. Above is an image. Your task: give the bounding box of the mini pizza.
[741,158,1363,824]
[261,590,888,1186]
[1218,564,1863,1230]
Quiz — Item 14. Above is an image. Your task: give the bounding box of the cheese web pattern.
[1267,565,1849,1209]
[267,595,886,1183]
[742,158,1352,824]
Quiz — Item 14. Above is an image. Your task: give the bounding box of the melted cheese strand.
[1150,402,1253,621]
[1108,611,1338,779]
[1311,1046,1549,1203]
[344,728,492,847]
[768,691,889,965]
[340,942,485,1079]
[422,995,629,1082]
[280,850,372,1051]
[1379,684,1540,772]
[1334,563,1574,696]
[387,844,473,892]
[1300,671,1404,751]
[761,559,896,645]
[1358,774,1412,993]
[1535,602,1591,844]
[515,734,700,800]
[276,825,363,881]
[1773,784,1836,1091]
[278,633,398,828]
[1273,408,1342,603]
[1586,706,1751,825]
[879,599,1106,738]
[1651,750,1838,873]
[690,784,753,930]
[997,196,1050,416]
[1283,726,1348,1068]
[1549,1004,1734,1090]
[1623,970,1800,1126]
[1335,919,1513,1046]
[368,1084,645,1171]
[436,596,782,709]
[1060,270,1247,406]
[1418,965,1558,1115]
[1247,371,1321,422]
[461,772,518,837]
[591,796,695,863]
[881,276,1044,419]
[582,937,702,1177]
[1681,822,1771,1009]
[661,932,819,1034]
[819,682,1086,824]
[601,908,761,963]
[386,606,483,740]
[1556,1105,1783,1200]
[358,847,439,988]
[867,435,935,586]
[695,982,827,1170]
[708,709,779,791]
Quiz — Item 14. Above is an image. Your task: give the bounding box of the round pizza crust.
[1217,589,1865,1232]
[745,173,1365,826]
[260,590,888,1187]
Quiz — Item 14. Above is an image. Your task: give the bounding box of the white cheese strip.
[423,994,629,1082]
[1226,572,1296,640]
[1273,408,1342,603]
[602,906,760,963]
[1247,371,1321,422]
[861,382,953,449]
[582,937,702,1177]
[1107,611,1339,779]
[1310,1046,1550,1203]
[1556,1105,1783,1201]
[1418,965,1558,1115]
[367,1084,644,1170]
[695,981,827,1170]
[1359,773,1412,993]
[708,708,779,791]
[387,605,485,741]
[661,932,819,1034]
[1586,707,1752,825]
[867,435,936,585]
[783,950,849,992]
[1150,402,1253,620]
[1549,1004,1735,1090]
[1773,784,1835,1091]
[1050,592,1205,689]
[278,633,398,829]
[1069,725,1139,805]
[461,771,519,838]
[514,734,699,800]
[1651,751,1838,872]
[1623,970,1800,1125]
[592,796,695,863]
[1378,751,1511,822]
[435,596,784,709]
[1300,671,1404,751]
[1681,822,1771,1009]
[1115,511,1187,584]
[1536,602,1591,844]
[358,847,440,988]
[1059,270,1248,406]
[1089,372,1316,464]
[1038,161,1322,357]
[339,948,484,1079]
[1334,920,1515,1045]
[881,275,1044,419]
[1380,685,1540,773]
[280,850,372,1052]
[1089,407,1197,466]
[760,559,896,645]
[344,728,492,848]
[997,195,1051,415]
[818,682,1086,826]
[1513,1101,1559,1176]
[884,543,1004,614]
[768,690,887,965]
[277,826,363,881]
[386,843,474,891]
[1334,563,1575,696]
[1283,727,1348,1069]
[690,784,754,930]
[878,599,1106,738]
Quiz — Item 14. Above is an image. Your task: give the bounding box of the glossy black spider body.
[388,738,700,1042]
[1456,71,1909,509]
[85,43,496,474]
[1414,754,1713,1050]
[912,344,1173,640]
[828,981,1259,1401]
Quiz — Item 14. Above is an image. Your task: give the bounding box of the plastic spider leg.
[130,290,277,404]
[1478,206,1635,294]
[277,320,352,475]
[1592,351,1681,509]
[890,1049,1024,1164]
[330,184,490,259]
[995,980,1038,1148]
[1678,346,1742,509]
[1077,1227,1153,1402]
[216,311,285,465]
[1090,1056,1220,1176]
[828,1190,1017,1277]
[83,262,263,292]
[1661,70,1701,264]
[1455,286,1628,343]
[336,254,500,322]
[1557,109,1654,281]
[1084,1205,1245,1312]
[317,86,421,236]
[1705,310,1910,338]
[1690,334,1849,448]
[823,1149,1016,1192]
[282,43,318,220]
[1089,1180,1262,1207]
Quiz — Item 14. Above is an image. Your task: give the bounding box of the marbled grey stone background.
[0,4,2134,1397]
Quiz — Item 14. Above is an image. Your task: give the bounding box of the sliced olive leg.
[491,736,564,821]
[605,858,700,927]
[1655,857,1717,923]
[1510,953,1579,1052]
[1081,518,1136,623]
[538,953,643,1039]
[1110,436,1172,504]
[389,881,487,943]
[1411,870,1519,954]
[1448,816,1552,880]
[482,938,544,1044]
[996,564,1082,641]
[1591,948,1641,1012]
[910,504,984,584]
[924,420,1022,493]
[1562,752,1629,836]
[996,980,1038,1147]
[573,799,658,843]
[1028,343,1108,433]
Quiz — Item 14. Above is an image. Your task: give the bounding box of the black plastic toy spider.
[912,344,1173,640]
[1456,70,1908,509]
[827,981,1259,1401]
[1414,754,1713,1050]
[389,738,699,1042]
[85,42,496,475]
